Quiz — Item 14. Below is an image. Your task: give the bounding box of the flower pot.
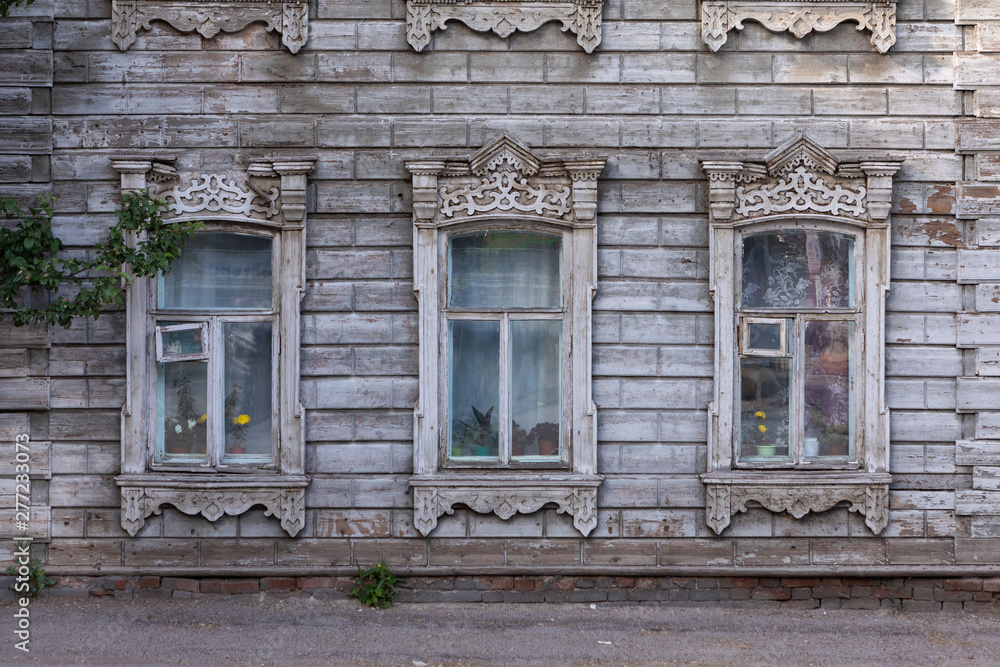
[537,439,558,456]
[511,442,526,458]
[229,446,246,455]
[828,443,848,456]
[474,445,492,457]
[755,444,777,457]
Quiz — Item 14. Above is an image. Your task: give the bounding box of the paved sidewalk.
[2,595,999,665]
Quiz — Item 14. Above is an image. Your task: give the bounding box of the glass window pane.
[804,320,854,459]
[157,361,208,461]
[742,231,854,309]
[739,357,791,462]
[449,320,500,459]
[747,322,782,352]
[158,323,207,360]
[449,231,561,309]
[223,322,273,461]
[159,232,272,310]
[511,320,561,460]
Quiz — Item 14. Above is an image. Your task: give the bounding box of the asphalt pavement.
[1,594,999,665]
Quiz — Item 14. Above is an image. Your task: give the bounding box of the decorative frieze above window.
[406,0,603,53]
[700,135,902,536]
[112,0,309,53]
[112,156,315,538]
[700,0,897,53]
[406,136,606,537]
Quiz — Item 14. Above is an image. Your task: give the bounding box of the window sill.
[701,471,891,536]
[116,473,309,537]
[409,473,603,537]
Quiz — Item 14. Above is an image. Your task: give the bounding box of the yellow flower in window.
[754,410,766,419]
[758,424,767,434]
[197,414,207,424]
[234,414,250,426]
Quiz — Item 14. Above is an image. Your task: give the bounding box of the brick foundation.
[10,575,1000,611]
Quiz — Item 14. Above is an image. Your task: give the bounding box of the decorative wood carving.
[161,174,280,220]
[406,0,603,53]
[703,476,891,534]
[410,477,601,536]
[117,476,309,537]
[700,135,902,537]
[735,167,867,218]
[406,136,606,538]
[111,0,309,53]
[700,0,896,53]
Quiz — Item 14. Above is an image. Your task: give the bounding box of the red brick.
[219,580,259,595]
[553,577,574,591]
[261,577,296,591]
[514,578,539,591]
[138,576,161,590]
[489,577,514,590]
[163,578,200,593]
[297,576,336,590]
[730,577,758,588]
[613,577,636,589]
[782,578,820,588]
[200,580,222,594]
[982,577,1000,592]
[943,578,982,592]
[635,577,657,590]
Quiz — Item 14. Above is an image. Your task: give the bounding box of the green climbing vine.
[1,0,34,17]
[0,192,201,328]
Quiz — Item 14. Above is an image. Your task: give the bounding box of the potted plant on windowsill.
[528,422,559,456]
[747,409,776,457]
[164,373,206,454]
[452,405,497,457]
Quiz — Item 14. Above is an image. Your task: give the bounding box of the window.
[447,230,564,465]
[112,158,315,537]
[700,135,902,535]
[737,229,858,466]
[154,232,275,466]
[407,136,605,536]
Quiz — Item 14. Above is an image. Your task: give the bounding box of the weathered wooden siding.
[1,0,998,574]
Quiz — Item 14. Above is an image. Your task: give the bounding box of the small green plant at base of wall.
[0,192,200,328]
[349,560,398,609]
[5,557,55,599]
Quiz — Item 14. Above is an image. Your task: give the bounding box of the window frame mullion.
[499,312,511,465]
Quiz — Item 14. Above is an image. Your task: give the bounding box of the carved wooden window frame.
[700,0,897,54]
[112,156,315,538]
[406,0,603,53]
[700,135,902,536]
[406,136,605,537]
[112,0,309,53]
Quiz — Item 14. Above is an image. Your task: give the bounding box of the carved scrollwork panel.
[700,0,896,54]
[112,0,309,53]
[735,167,868,218]
[411,483,601,537]
[160,174,280,220]
[405,0,603,53]
[705,482,890,535]
[118,486,306,537]
[439,171,572,219]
